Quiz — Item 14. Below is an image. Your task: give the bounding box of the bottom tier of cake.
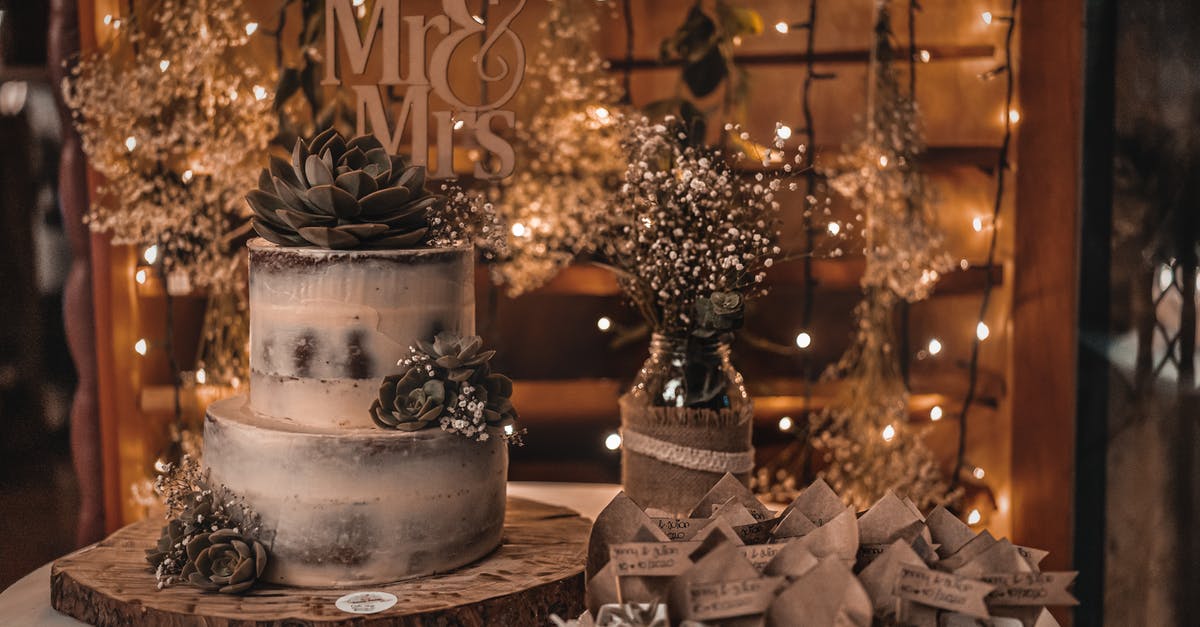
[203,396,507,587]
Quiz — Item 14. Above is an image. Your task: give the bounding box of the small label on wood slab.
[609,542,701,576]
[335,591,399,614]
[687,576,783,621]
[894,565,995,618]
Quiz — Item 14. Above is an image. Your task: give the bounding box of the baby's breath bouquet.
[602,116,796,515]
[598,117,784,337]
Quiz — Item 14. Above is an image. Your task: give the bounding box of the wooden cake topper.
[322,0,526,180]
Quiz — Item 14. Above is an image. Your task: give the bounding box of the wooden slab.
[50,496,588,626]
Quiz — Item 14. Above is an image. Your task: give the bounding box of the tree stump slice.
[50,496,588,626]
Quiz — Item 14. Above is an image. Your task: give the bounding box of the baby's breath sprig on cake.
[595,116,797,337]
[371,332,518,442]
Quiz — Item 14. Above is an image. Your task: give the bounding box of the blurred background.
[0,1,1196,624]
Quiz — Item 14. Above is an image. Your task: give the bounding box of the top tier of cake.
[248,239,474,429]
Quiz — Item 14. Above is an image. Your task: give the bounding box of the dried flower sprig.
[596,116,793,336]
[63,0,275,286]
[147,456,266,591]
[491,0,626,295]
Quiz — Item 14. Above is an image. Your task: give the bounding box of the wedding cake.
[196,130,511,588]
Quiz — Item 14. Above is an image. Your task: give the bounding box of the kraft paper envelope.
[856,538,928,618]
[790,505,859,566]
[783,478,846,526]
[765,556,872,627]
[926,506,977,559]
[762,541,820,579]
[588,492,671,579]
[712,497,761,527]
[857,492,924,546]
[667,540,771,627]
[769,506,818,540]
[689,473,774,522]
[939,529,997,571]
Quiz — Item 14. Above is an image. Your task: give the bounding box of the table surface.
[0,482,620,627]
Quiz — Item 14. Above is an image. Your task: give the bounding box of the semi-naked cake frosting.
[203,239,507,587]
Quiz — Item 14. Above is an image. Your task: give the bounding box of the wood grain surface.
[51,496,588,626]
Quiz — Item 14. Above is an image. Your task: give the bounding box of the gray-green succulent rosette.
[146,458,268,594]
[691,291,745,338]
[371,332,518,441]
[246,128,442,249]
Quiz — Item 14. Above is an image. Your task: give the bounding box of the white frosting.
[247,240,473,428]
[204,397,507,587]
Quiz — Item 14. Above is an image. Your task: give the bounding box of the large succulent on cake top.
[371,332,517,440]
[246,128,442,249]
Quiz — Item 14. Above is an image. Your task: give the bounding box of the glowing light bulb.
[134,338,148,355]
[228,89,239,101]
[1159,264,1174,290]
[135,269,148,285]
[124,136,137,152]
[593,106,610,120]
[927,338,943,355]
[181,169,193,183]
[103,14,113,25]
[230,376,241,388]
[604,432,622,451]
[778,416,793,431]
[827,222,841,236]
[972,216,984,232]
[244,22,258,35]
[352,0,365,5]
[795,332,812,349]
[504,424,514,436]
[732,35,743,46]
[597,316,613,331]
[973,466,986,480]
[981,11,994,25]
[143,245,158,264]
[774,21,789,34]
[1008,108,1021,124]
[930,405,944,421]
[453,118,465,130]
[253,85,268,101]
[881,424,896,442]
[967,509,982,525]
[472,14,484,24]
[976,321,990,341]
[918,49,931,63]
[776,124,793,140]
[878,155,889,167]
[159,60,170,72]
[195,368,207,384]
[511,222,527,237]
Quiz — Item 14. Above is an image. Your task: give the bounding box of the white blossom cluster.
[491,0,626,295]
[600,117,785,335]
[429,184,507,258]
[63,0,275,287]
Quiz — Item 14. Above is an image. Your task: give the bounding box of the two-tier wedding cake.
[194,129,511,588]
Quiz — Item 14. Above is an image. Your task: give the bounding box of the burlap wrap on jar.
[619,394,755,516]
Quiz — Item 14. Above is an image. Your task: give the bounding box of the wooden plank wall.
[80,1,1066,560]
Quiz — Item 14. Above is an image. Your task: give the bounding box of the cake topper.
[322,0,527,180]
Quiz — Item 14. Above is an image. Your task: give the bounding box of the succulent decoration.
[246,128,443,249]
[147,457,267,594]
[371,332,518,441]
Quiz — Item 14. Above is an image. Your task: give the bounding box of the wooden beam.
[606,44,996,70]
[1011,0,1083,612]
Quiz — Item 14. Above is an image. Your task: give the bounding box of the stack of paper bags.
[578,474,1076,626]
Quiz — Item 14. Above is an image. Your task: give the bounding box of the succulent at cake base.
[146,456,268,593]
[245,128,442,250]
[371,332,518,441]
[180,528,268,594]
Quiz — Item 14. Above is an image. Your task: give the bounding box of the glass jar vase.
[619,333,755,515]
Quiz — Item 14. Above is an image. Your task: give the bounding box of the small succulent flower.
[246,128,442,249]
[180,529,267,594]
[691,290,745,338]
[371,332,517,440]
[370,370,454,430]
[415,333,497,382]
